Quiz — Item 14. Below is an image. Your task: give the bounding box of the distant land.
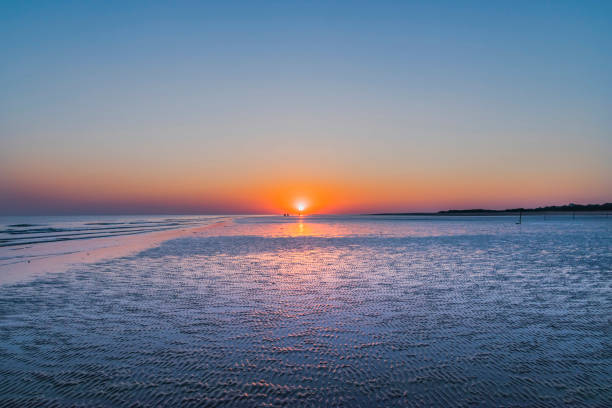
[371,203,612,216]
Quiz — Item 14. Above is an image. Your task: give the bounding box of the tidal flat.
[0,215,610,406]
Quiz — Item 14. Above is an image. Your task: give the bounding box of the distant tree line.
[438,202,612,214]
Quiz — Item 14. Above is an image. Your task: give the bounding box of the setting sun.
[296,203,306,212]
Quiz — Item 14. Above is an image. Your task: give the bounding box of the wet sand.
[0,215,610,406]
[0,219,230,284]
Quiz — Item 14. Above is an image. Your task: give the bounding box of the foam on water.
[0,215,610,406]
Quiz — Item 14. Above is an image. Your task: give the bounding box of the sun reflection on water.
[1,216,610,406]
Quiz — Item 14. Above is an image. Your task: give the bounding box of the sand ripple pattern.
[0,218,611,406]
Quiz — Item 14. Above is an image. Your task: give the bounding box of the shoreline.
[0,219,231,285]
[369,211,611,216]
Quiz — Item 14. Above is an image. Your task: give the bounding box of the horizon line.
[1,201,610,217]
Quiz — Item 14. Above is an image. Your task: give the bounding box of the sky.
[1,0,611,214]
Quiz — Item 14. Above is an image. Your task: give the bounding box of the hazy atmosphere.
[2,1,610,214]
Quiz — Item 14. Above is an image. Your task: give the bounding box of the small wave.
[2,228,67,235]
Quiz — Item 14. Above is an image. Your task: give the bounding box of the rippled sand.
[0,216,610,406]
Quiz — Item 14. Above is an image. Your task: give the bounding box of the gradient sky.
[1,0,611,214]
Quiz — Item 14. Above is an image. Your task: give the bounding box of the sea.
[0,214,610,406]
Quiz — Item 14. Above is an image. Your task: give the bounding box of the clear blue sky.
[1,1,611,214]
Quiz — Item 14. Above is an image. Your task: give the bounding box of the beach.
[0,216,229,284]
[0,215,610,406]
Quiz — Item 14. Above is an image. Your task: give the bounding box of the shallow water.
[0,215,225,278]
[0,215,220,247]
[0,215,610,406]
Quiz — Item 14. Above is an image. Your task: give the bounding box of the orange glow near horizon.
[1,2,611,217]
[1,160,610,215]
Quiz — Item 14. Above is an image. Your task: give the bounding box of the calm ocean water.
[0,215,226,273]
[0,215,610,406]
[0,215,222,247]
